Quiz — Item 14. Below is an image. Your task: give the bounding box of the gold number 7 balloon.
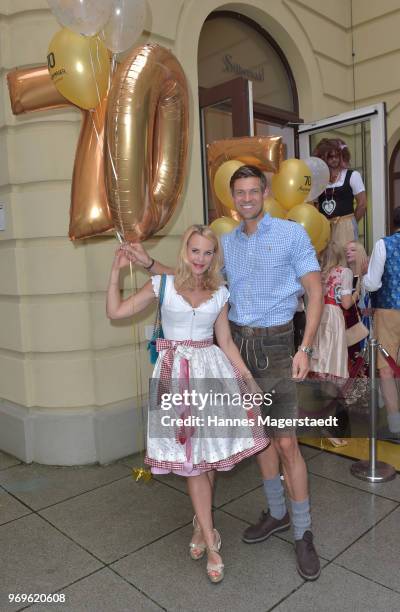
[105,43,189,242]
[7,65,114,240]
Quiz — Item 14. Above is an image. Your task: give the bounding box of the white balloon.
[47,0,114,36]
[304,157,330,201]
[101,0,146,54]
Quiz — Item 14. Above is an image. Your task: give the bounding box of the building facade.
[1,0,400,464]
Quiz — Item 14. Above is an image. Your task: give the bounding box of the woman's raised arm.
[106,248,157,319]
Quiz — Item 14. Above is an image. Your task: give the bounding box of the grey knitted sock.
[263,475,287,520]
[291,498,311,540]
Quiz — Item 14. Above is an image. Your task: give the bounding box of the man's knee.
[274,435,299,459]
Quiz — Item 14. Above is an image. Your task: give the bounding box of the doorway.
[298,103,387,252]
[198,11,301,223]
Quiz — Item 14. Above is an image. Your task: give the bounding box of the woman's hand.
[361,307,374,317]
[361,257,369,275]
[120,242,153,268]
[112,247,132,271]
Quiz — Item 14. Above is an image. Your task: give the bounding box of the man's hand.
[292,350,310,380]
[354,191,367,222]
[244,376,263,396]
[120,242,152,268]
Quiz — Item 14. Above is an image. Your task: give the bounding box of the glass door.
[298,103,387,253]
[199,77,253,223]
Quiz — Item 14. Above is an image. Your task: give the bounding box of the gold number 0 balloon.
[105,44,189,241]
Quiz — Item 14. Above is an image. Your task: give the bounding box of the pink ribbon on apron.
[156,338,213,469]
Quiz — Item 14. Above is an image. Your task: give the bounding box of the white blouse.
[327,169,365,195]
[151,275,229,341]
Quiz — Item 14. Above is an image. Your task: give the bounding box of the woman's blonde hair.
[174,225,224,291]
[345,240,368,292]
[345,241,368,276]
[320,241,347,284]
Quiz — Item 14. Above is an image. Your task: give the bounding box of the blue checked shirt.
[221,213,320,327]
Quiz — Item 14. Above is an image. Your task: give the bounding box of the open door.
[298,103,387,252]
[199,77,254,223]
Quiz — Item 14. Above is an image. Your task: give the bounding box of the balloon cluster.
[47,0,146,109]
[273,157,331,253]
[209,148,331,253]
[7,1,189,243]
[208,136,283,222]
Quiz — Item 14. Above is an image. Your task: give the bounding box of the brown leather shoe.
[242,510,291,543]
[295,530,321,580]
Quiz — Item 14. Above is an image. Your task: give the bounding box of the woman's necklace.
[321,169,342,216]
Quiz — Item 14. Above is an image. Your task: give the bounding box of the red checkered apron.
[145,337,269,473]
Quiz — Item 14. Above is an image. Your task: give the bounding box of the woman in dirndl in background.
[309,241,355,447]
[106,224,269,584]
[344,240,370,363]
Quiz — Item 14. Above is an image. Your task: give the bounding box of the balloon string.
[87,106,102,147]
[88,38,102,110]
[85,40,109,165]
[129,261,150,479]
[102,59,123,238]
[105,136,123,236]
[110,54,118,77]
[105,134,118,183]
[88,48,122,241]
[83,44,104,149]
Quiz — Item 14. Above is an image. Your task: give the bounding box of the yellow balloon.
[313,213,331,253]
[213,160,243,210]
[263,196,286,219]
[271,158,312,211]
[47,28,109,110]
[210,216,240,236]
[287,203,324,246]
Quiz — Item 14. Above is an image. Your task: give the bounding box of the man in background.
[313,138,367,253]
[364,207,400,441]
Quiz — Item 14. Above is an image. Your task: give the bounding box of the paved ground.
[1,444,400,612]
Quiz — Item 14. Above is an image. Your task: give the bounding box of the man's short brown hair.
[229,165,267,193]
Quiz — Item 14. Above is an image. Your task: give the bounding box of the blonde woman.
[344,241,369,360]
[309,242,355,446]
[107,225,269,584]
[345,240,368,296]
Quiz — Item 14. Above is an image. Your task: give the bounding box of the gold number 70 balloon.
[7,43,189,242]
